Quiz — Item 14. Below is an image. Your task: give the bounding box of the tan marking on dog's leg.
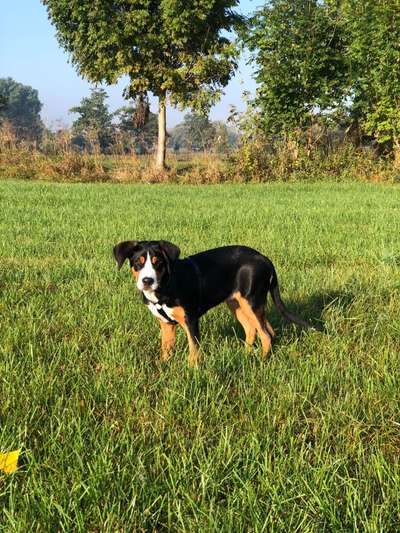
[159,320,176,361]
[232,292,272,357]
[227,299,256,348]
[170,306,200,367]
[182,325,200,368]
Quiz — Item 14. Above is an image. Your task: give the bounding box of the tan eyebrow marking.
[139,255,146,265]
[151,256,158,265]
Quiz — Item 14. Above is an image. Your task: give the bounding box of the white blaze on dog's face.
[137,252,158,292]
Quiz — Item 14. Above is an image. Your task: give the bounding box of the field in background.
[1,180,400,530]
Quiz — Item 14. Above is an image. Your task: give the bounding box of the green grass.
[1,179,400,531]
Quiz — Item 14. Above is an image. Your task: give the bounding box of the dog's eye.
[132,255,146,270]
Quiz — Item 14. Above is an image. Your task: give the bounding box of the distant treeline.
[0,79,238,155]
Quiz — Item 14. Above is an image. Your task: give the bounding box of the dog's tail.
[269,268,311,329]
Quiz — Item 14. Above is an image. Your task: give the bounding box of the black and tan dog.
[113,240,310,366]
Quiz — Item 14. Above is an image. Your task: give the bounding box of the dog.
[113,240,310,366]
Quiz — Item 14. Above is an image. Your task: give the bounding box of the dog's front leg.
[159,320,177,361]
[167,306,201,367]
[183,318,200,368]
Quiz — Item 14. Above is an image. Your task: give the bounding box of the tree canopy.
[169,113,238,153]
[247,0,348,135]
[0,78,44,140]
[70,88,114,152]
[171,113,216,152]
[344,0,400,151]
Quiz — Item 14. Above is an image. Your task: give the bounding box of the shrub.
[228,135,398,183]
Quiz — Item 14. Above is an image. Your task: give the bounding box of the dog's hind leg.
[264,319,275,339]
[226,298,256,349]
[231,293,272,357]
[256,307,275,339]
[250,304,276,340]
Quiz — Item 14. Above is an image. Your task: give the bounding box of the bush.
[0,146,109,182]
[227,136,399,183]
[0,123,107,182]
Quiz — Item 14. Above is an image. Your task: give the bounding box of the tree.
[0,78,44,140]
[247,0,348,136]
[171,113,217,152]
[70,88,114,152]
[169,113,238,152]
[114,104,158,154]
[213,121,238,153]
[0,94,7,113]
[42,0,242,169]
[344,0,400,161]
[184,113,217,152]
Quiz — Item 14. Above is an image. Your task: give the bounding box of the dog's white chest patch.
[146,299,175,323]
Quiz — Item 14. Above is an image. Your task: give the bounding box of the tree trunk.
[155,93,166,170]
[394,140,400,169]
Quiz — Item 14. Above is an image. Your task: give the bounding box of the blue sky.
[0,1,260,128]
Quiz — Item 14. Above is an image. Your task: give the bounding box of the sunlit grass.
[0,180,399,531]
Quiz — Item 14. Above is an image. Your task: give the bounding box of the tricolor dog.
[113,240,310,367]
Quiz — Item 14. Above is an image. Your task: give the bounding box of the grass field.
[1,179,400,531]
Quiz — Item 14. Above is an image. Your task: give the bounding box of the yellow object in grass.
[0,449,21,474]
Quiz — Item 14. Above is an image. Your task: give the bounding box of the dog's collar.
[155,305,178,325]
[142,293,178,325]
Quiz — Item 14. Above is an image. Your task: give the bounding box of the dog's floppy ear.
[159,240,180,262]
[113,240,139,270]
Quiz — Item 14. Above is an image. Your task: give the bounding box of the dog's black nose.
[142,277,154,286]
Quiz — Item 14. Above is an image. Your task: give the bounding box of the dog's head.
[113,240,180,293]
